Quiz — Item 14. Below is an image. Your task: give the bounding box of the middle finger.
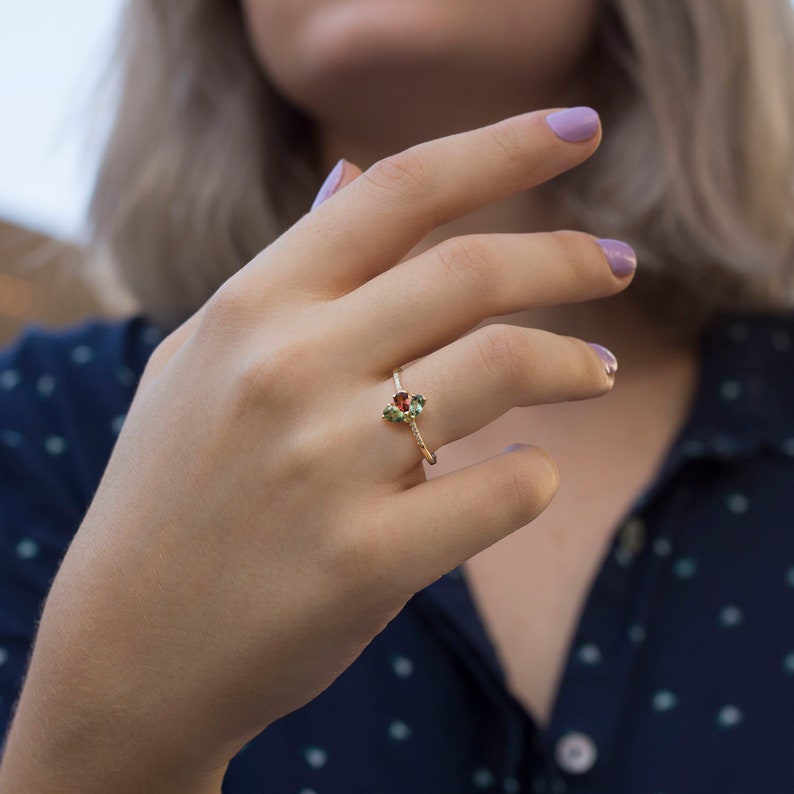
[338,230,636,372]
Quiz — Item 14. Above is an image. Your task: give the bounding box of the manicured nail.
[596,238,637,277]
[588,343,618,376]
[311,159,346,210]
[545,107,600,143]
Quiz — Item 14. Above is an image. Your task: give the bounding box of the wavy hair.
[87,0,794,332]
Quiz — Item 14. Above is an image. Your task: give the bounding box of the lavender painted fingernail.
[596,238,637,277]
[311,159,346,210]
[545,107,600,143]
[588,343,619,377]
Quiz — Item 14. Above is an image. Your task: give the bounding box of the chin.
[242,0,597,145]
[283,2,457,88]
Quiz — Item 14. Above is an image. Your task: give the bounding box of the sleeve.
[0,316,155,747]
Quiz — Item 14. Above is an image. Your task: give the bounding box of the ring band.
[382,367,437,465]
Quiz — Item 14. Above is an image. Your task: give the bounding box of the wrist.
[0,664,230,794]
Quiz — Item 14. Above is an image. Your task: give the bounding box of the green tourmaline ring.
[383,368,437,465]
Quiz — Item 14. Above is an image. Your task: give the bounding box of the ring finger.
[371,325,616,472]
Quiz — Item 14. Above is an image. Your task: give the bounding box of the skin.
[0,2,700,791]
[240,0,700,725]
[241,0,600,157]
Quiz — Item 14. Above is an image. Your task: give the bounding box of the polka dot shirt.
[2,312,794,792]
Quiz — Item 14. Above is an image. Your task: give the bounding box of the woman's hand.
[0,108,635,791]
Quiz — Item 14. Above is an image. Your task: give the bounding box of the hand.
[2,108,634,788]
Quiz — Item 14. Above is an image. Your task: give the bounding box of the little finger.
[373,444,559,594]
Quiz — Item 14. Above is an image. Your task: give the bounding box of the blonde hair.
[87,0,794,332]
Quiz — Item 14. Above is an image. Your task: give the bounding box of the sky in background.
[0,1,124,240]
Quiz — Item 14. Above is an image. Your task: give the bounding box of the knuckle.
[434,236,495,298]
[475,324,531,392]
[501,451,559,526]
[364,150,435,202]
[486,120,528,166]
[199,281,248,332]
[229,339,314,416]
[553,230,597,288]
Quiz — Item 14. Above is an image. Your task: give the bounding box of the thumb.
[310,158,363,210]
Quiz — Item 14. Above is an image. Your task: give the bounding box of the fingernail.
[311,159,346,210]
[596,238,637,277]
[588,343,618,376]
[545,107,600,143]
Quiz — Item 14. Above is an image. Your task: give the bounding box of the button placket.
[554,731,598,775]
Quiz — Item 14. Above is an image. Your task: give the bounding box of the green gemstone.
[409,395,426,418]
[383,405,407,423]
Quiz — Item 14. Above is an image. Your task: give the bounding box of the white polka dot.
[719,605,744,627]
[720,380,743,401]
[727,323,749,342]
[652,690,678,712]
[70,345,94,364]
[772,330,792,352]
[302,746,328,770]
[391,655,414,679]
[614,546,633,567]
[473,768,496,788]
[0,647,8,666]
[0,370,20,390]
[786,567,794,587]
[628,624,646,644]
[726,493,750,515]
[111,414,126,435]
[503,778,521,793]
[716,705,743,728]
[45,435,67,456]
[576,643,602,665]
[783,438,794,457]
[388,719,412,742]
[711,435,735,458]
[673,557,697,579]
[117,367,135,386]
[783,652,794,674]
[682,440,706,457]
[2,430,22,447]
[298,789,318,794]
[36,374,56,397]
[653,537,673,557]
[15,538,39,559]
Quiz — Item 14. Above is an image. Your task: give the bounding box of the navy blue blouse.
[2,311,794,793]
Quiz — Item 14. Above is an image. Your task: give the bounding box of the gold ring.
[382,367,437,465]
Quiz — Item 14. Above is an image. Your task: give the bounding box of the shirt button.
[554,731,598,775]
[619,516,646,555]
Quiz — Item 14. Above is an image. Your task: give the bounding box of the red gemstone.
[394,390,411,413]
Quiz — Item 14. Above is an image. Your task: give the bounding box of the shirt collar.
[675,312,794,462]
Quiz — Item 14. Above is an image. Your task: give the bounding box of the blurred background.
[3,2,794,347]
[0,1,125,345]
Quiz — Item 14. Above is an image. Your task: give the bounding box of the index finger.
[250,106,602,296]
